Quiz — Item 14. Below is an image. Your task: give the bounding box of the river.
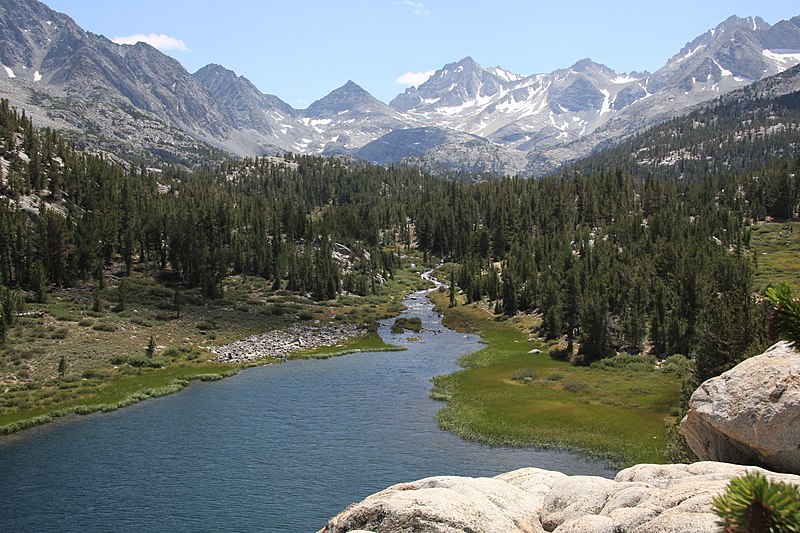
[0,285,613,532]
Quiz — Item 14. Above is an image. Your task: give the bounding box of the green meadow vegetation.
[390,316,423,334]
[430,291,685,467]
[290,332,405,360]
[750,221,800,291]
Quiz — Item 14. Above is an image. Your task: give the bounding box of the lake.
[0,287,613,532]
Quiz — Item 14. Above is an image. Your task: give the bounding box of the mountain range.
[1,0,799,174]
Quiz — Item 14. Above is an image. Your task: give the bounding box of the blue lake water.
[0,288,613,532]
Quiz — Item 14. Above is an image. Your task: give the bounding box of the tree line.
[1,97,794,384]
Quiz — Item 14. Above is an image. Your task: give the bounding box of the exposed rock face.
[681,341,800,474]
[4,1,800,175]
[320,462,800,533]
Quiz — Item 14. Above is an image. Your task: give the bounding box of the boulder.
[320,462,800,533]
[319,475,550,533]
[680,341,800,474]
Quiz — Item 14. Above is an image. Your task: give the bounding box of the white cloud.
[396,70,435,87]
[112,33,190,52]
[396,0,430,16]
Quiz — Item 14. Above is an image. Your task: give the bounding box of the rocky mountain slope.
[1,0,799,174]
[564,62,800,179]
[537,15,800,174]
[0,0,237,165]
[386,15,800,175]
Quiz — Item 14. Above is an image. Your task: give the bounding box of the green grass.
[429,292,681,467]
[391,316,423,333]
[0,363,239,433]
[290,332,405,360]
[750,222,800,291]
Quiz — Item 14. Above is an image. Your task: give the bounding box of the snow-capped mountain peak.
[2,0,799,177]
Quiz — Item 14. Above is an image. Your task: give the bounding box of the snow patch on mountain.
[763,49,800,68]
[487,66,525,83]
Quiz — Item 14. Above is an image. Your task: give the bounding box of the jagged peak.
[195,63,234,76]
[318,80,373,100]
[714,14,770,34]
[430,56,487,78]
[563,58,618,79]
[305,80,383,116]
[570,58,599,70]
[340,79,367,92]
[454,56,480,68]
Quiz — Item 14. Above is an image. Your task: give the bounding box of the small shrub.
[126,355,167,368]
[563,379,589,393]
[196,320,217,331]
[161,346,184,358]
[50,328,69,340]
[765,283,800,344]
[81,368,112,379]
[545,372,565,382]
[512,369,539,383]
[661,354,692,375]
[297,311,314,321]
[590,354,655,372]
[712,472,800,532]
[92,322,117,332]
[78,319,93,327]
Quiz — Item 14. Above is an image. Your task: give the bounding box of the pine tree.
[173,289,184,318]
[30,261,47,303]
[449,270,456,307]
[58,355,67,378]
[92,286,103,313]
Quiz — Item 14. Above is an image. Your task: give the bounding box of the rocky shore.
[211,324,365,364]
[320,462,800,533]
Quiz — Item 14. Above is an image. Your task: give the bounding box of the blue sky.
[44,1,800,108]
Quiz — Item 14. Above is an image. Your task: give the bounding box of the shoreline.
[0,325,409,437]
[0,328,405,437]
[212,323,367,364]
[0,272,436,437]
[426,289,681,467]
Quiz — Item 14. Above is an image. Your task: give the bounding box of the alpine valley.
[1,0,799,175]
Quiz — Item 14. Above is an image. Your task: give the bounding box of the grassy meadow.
[429,291,682,467]
[750,221,800,290]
